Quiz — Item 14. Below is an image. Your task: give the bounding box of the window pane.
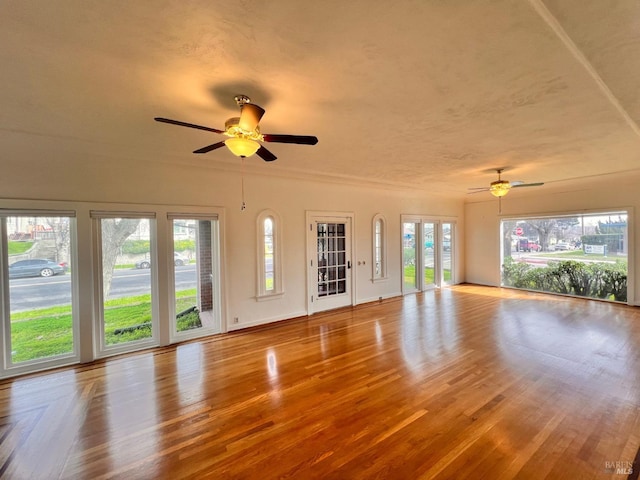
[6,215,74,364]
[101,218,153,346]
[442,223,453,285]
[264,218,274,292]
[501,212,628,302]
[403,222,418,291]
[423,222,436,288]
[173,219,220,335]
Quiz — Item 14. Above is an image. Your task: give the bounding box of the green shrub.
[121,240,150,255]
[502,258,627,302]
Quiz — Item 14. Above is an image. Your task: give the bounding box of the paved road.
[8,265,197,312]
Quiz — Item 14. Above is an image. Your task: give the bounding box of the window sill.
[256,291,285,302]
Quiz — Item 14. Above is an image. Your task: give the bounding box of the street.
[8,265,198,312]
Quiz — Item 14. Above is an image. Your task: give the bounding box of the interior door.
[308,216,353,313]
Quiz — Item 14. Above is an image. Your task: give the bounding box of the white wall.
[0,155,465,332]
[464,176,638,305]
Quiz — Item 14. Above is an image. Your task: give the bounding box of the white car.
[135,252,189,269]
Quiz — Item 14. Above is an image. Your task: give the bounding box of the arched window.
[372,214,387,281]
[257,210,283,299]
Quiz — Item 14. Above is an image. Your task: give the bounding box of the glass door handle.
[347,261,351,269]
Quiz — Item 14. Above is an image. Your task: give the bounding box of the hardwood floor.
[0,285,639,479]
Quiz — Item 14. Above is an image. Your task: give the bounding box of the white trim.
[0,213,81,378]
[93,216,159,359]
[306,211,356,315]
[168,215,225,343]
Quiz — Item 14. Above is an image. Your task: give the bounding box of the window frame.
[0,210,80,376]
[168,214,223,343]
[372,214,388,281]
[91,212,159,358]
[256,209,284,300]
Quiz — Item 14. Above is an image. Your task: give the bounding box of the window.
[1,213,78,373]
[257,210,283,299]
[93,214,157,355]
[501,211,629,303]
[372,214,387,280]
[170,216,222,339]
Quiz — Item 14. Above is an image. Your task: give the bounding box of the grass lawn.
[404,265,452,290]
[535,250,626,261]
[8,241,34,255]
[10,289,200,363]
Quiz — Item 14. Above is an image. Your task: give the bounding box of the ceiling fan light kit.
[489,180,511,197]
[224,137,261,157]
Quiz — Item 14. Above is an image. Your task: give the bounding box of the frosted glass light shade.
[225,137,260,157]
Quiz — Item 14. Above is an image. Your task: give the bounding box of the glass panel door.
[442,222,454,285]
[172,218,221,337]
[99,217,155,349]
[423,222,437,289]
[402,216,456,293]
[310,217,352,313]
[4,215,75,365]
[317,222,347,297]
[403,222,419,293]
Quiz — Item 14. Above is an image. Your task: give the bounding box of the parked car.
[515,238,541,252]
[9,259,66,278]
[553,242,570,251]
[135,252,189,269]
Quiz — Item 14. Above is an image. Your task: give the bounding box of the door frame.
[306,211,356,315]
[401,215,456,294]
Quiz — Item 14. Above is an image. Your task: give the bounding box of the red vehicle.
[516,238,542,252]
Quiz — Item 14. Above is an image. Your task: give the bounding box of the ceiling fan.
[468,168,544,197]
[468,168,544,212]
[154,95,318,162]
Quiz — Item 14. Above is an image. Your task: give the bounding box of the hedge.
[502,257,627,302]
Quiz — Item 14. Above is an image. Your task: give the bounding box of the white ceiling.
[2,0,640,199]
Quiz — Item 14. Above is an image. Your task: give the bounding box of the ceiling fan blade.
[467,189,490,195]
[262,134,319,145]
[155,117,224,134]
[193,141,226,154]
[512,182,544,188]
[256,146,277,162]
[238,103,266,132]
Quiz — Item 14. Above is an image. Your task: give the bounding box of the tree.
[43,217,71,265]
[524,219,557,251]
[502,220,518,260]
[101,219,142,299]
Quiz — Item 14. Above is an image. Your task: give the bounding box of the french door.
[307,213,354,314]
[402,216,455,294]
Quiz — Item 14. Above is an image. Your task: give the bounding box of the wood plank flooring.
[0,284,639,479]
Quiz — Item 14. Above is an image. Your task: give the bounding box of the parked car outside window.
[135,252,189,269]
[9,259,66,278]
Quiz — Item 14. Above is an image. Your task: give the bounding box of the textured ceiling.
[2,0,640,199]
